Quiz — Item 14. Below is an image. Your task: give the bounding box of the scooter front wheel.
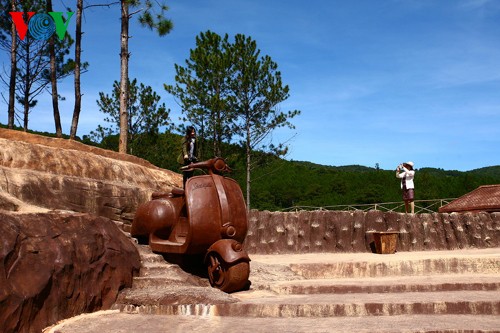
[206,252,249,293]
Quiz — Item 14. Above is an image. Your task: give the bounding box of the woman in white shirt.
[396,161,415,213]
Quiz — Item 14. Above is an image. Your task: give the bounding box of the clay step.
[131,275,209,289]
[256,274,500,294]
[138,252,166,264]
[227,290,500,317]
[138,262,190,277]
[249,249,499,277]
[118,289,500,317]
[45,312,500,333]
[114,285,237,313]
[284,256,499,279]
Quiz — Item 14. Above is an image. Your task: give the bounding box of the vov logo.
[9,11,74,41]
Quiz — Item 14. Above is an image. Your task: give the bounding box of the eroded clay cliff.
[0,129,181,332]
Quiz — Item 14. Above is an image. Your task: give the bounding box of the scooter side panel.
[218,177,248,244]
[184,175,223,254]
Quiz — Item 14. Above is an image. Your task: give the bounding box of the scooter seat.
[151,191,170,199]
[170,187,185,197]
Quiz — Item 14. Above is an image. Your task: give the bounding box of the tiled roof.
[439,185,500,213]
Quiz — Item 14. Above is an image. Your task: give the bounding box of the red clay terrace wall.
[244,210,500,254]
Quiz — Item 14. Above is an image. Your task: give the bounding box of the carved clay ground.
[44,246,500,333]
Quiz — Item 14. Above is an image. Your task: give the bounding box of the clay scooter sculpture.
[131,157,250,293]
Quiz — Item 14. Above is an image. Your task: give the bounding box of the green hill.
[82,131,500,211]
[8,126,497,212]
[234,160,500,211]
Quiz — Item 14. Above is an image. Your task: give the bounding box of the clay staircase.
[113,244,239,314]
[114,244,500,332]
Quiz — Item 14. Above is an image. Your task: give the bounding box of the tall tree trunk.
[119,0,129,154]
[8,0,17,129]
[245,120,251,210]
[23,41,30,132]
[211,110,217,157]
[47,0,62,138]
[199,121,205,160]
[216,109,222,156]
[70,0,83,140]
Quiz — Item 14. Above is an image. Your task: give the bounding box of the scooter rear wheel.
[206,253,249,293]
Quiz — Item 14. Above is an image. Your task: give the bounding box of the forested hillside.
[83,131,499,212]
[242,161,500,211]
[8,127,499,212]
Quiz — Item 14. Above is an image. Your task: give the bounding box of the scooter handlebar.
[181,157,232,174]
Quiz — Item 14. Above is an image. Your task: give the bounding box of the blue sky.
[2,0,500,171]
